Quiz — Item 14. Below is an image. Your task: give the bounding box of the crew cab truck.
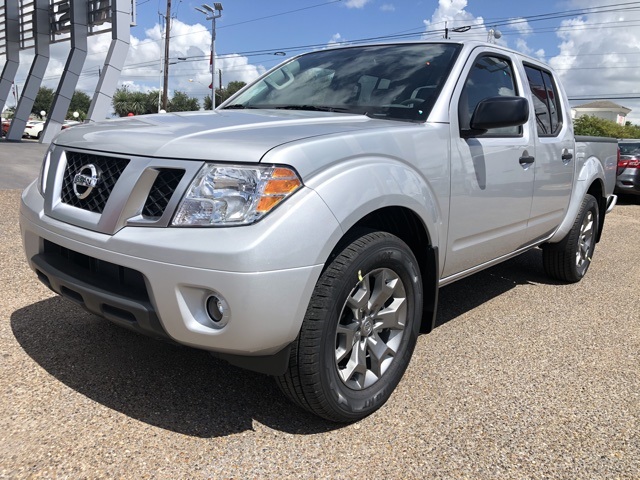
[20,41,618,422]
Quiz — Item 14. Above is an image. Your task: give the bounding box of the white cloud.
[380,4,396,12]
[508,18,533,36]
[123,20,265,99]
[343,0,373,8]
[328,33,344,46]
[423,0,488,42]
[515,38,533,56]
[548,1,640,123]
[4,19,265,113]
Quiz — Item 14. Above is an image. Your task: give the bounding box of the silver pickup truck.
[20,41,617,422]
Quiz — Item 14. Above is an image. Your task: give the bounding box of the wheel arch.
[586,178,606,243]
[548,155,607,244]
[324,206,439,334]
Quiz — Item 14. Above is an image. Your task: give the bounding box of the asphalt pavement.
[1,141,639,478]
[0,139,49,190]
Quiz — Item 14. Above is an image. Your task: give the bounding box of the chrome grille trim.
[44,147,203,235]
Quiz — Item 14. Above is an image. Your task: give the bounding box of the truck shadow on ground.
[11,248,553,438]
[11,299,336,438]
[435,247,555,327]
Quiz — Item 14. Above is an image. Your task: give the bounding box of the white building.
[571,100,631,125]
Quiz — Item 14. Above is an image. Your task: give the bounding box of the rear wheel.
[543,194,599,283]
[276,231,423,422]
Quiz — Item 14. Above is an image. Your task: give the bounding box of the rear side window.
[524,65,562,136]
[458,55,520,136]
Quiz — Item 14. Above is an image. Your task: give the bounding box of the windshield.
[224,43,461,122]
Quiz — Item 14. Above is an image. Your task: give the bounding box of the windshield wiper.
[273,105,352,113]
[223,104,257,110]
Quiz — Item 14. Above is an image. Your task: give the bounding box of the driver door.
[443,51,536,279]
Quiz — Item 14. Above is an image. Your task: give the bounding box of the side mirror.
[464,96,529,137]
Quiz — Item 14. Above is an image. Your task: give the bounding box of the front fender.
[304,157,443,254]
[260,123,451,270]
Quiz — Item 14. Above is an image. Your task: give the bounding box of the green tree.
[112,87,160,116]
[224,81,246,101]
[146,91,161,114]
[112,88,203,116]
[168,90,199,112]
[621,122,640,138]
[574,115,640,138]
[202,81,246,110]
[204,95,213,110]
[32,87,54,119]
[67,90,91,120]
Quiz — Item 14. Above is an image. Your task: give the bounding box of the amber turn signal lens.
[256,196,283,213]
[272,167,296,178]
[256,167,302,213]
[264,179,301,194]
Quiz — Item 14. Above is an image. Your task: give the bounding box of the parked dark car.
[617,140,640,195]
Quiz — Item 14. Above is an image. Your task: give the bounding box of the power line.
[217,0,343,29]
[14,1,640,100]
[569,96,640,100]
[76,0,640,64]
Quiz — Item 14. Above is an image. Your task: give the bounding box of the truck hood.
[54,110,406,162]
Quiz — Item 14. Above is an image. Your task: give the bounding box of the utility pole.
[195,3,223,110]
[161,0,172,111]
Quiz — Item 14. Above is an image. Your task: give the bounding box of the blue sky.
[129,0,568,88]
[4,0,640,120]
[154,0,562,58]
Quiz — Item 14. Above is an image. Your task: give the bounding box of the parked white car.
[23,120,45,139]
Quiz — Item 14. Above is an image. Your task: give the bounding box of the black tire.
[542,194,599,283]
[276,231,423,422]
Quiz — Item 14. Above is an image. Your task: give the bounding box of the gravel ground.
[1,190,639,479]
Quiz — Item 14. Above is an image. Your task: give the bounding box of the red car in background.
[617,140,640,196]
[1,119,10,137]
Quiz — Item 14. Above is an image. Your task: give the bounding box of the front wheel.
[542,194,599,283]
[276,231,423,422]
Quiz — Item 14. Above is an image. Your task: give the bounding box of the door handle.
[519,155,535,167]
[561,150,573,164]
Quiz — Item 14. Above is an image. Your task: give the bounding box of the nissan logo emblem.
[73,164,101,199]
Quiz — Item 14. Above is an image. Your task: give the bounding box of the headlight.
[172,164,302,226]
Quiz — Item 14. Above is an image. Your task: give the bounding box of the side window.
[524,65,562,136]
[459,55,520,136]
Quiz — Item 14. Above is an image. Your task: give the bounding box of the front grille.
[142,169,185,218]
[61,151,129,213]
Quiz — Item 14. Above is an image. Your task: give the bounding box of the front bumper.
[20,180,340,363]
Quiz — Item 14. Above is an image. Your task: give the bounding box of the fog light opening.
[206,294,229,327]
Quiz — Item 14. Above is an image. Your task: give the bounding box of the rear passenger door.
[522,64,575,241]
[444,51,536,279]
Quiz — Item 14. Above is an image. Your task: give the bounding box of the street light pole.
[195,3,223,110]
[162,0,172,111]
